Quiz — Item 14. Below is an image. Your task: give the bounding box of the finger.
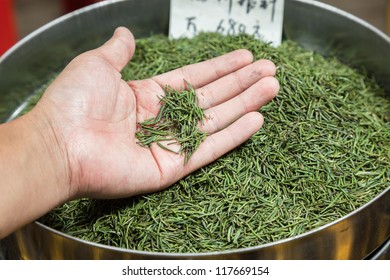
[152,49,254,89]
[196,59,276,109]
[184,112,264,173]
[200,76,279,134]
[95,27,136,72]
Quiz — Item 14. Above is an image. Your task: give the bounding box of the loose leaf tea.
[25,33,389,253]
[135,81,207,162]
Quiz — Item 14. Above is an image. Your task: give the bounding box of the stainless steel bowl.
[0,0,389,259]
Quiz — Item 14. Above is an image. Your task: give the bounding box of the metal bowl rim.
[32,186,389,257]
[293,0,390,42]
[1,0,389,65]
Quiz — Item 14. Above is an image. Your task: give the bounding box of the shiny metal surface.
[0,0,389,259]
[368,237,390,260]
[0,0,170,122]
[1,187,389,260]
[284,0,390,92]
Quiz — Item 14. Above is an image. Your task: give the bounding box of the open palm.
[36,27,279,199]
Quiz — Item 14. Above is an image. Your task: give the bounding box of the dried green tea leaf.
[135,80,207,163]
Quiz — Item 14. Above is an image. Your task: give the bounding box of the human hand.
[32,27,279,199]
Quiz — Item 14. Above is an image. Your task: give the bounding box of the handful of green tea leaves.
[135,81,206,162]
[25,33,389,253]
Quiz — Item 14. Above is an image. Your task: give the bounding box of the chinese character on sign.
[170,0,284,46]
[186,16,197,34]
[238,0,257,14]
[260,0,277,21]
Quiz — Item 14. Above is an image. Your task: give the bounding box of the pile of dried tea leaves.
[32,33,389,253]
[135,81,206,162]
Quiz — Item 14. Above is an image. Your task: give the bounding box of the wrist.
[0,105,74,238]
[24,105,74,201]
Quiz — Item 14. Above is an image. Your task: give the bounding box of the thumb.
[95,27,136,72]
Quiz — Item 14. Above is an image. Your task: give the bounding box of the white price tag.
[169,0,284,46]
